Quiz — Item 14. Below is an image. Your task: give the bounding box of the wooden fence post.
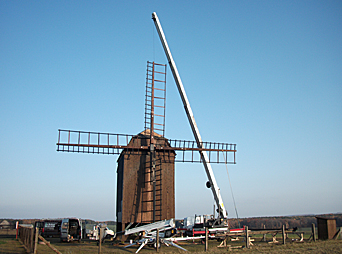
[205,227,208,251]
[30,227,34,252]
[98,227,102,254]
[312,223,316,242]
[282,225,286,245]
[245,226,249,248]
[156,228,160,252]
[34,227,39,254]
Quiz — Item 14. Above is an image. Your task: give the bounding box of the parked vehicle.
[60,218,82,242]
[180,214,230,237]
[86,224,115,242]
[34,219,62,238]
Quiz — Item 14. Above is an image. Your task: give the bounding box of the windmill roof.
[138,129,163,138]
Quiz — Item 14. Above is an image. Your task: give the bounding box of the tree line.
[2,213,341,230]
[228,213,342,229]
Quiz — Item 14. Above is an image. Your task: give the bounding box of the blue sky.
[1,1,341,221]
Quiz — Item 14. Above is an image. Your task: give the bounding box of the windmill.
[56,12,237,232]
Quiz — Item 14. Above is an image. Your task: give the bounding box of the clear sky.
[1,1,341,221]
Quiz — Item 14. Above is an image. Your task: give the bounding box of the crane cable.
[222,151,241,228]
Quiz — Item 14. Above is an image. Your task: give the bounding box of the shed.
[316,216,336,240]
[0,220,11,229]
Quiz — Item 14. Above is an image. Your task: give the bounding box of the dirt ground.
[1,234,342,254]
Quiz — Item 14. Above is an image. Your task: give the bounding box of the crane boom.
[152,12,228,218]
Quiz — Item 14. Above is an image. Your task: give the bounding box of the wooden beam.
[38,235,61,254]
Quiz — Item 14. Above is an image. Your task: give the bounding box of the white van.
[60,218,82,242]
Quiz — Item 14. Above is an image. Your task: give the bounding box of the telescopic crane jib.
[152,12,232,218]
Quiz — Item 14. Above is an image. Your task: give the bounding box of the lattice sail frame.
[56,129,236,164]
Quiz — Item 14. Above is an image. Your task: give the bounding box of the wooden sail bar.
[57,129,236,164]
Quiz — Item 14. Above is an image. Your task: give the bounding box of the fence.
[18,225,34,253]
[214,223,320,251]
[18,225,61,254]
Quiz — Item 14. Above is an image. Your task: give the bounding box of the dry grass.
[0,229,16,236]
[0,237,26,253]
[1,235,341,254]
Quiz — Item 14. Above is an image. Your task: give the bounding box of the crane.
[152,12,230,218]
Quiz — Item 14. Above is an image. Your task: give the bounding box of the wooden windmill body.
[116,130,176,232]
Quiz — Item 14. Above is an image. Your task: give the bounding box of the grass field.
[0,234,341,254]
